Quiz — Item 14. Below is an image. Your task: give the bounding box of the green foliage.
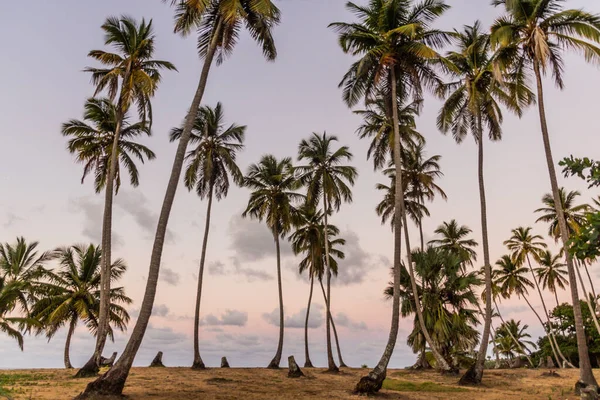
[493,319,536,359]
[382,379,468,393]
[560,156,600,189]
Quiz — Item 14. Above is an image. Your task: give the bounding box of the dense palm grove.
[2,0,600,398]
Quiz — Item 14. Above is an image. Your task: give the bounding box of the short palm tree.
[491,0,600,386]
[493,319,535,360]
[170,102,244,370]
[438,21,533,384]
[243,155,303,369]
[295,132,357,372]
[428,220,478,267]
[0,278,35,350]
[62,98,156,194]
[330,0,453,387]
[81,2,280,395]
[535,250,568,308]
[79,15,175,377]
[30,245,131,369]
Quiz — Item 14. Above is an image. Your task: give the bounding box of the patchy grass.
[383,378,469,393]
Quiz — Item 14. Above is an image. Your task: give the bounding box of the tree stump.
[99,352,117,368]
[576,381,600,399]
[546,356,556,368]
[287,356,304,378]
[221,357,230,368]
[149,351,165,368]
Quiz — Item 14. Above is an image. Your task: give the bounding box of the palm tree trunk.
[267,228,285,369]
[581,259,597,309]
[525,255,571,368]
[322,194,338,373]
[574,259,600,335]
[521,293,561,367]
[192,184,214,369]
[304,275,314,368]
[418,217,425,252]
[460,115,492,385]
[554,290,560,309]
[318,279,347,368]
[533,58,597,388]
[494,299,534,366]
[78,19,224,397]
[64,317,77,369]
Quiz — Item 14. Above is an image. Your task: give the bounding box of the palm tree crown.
[494,255,534,299]
[503,226,547,265]
[535,188,589,241]
[428,220,478,266]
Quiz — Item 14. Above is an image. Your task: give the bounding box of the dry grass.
[0,367,596,399]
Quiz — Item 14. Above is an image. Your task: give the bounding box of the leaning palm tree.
[243,155,303,369]
[428,220,478,267]
[30,245,131,369]
[504,227,570,368]
[79,1,279,395]
[491,0,600,388]
[170,102,244,370]
[330,1,453,388]
[62,98,156,195]
[295,132,357,372]
[536,250,569,308]
[78,16,175,378]
[493,319,536,360]
[438,21,534,384]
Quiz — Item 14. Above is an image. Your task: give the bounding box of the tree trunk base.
[354,371,386,395]
[267,359,280,369]
[149,351,164,368]
[339,363,348,368]
[304,360,314,368]
[100,352,117,368]
[458,364,482,385]
[325,365,340,373]
[288,356,304,378]
[191,361,206,370]
[411,352,432,370]
[74,367,128,399]
[74,358,100,378]
[576,381,600,399]
[221,357,230,368]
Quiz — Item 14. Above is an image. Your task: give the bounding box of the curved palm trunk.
[581,259,597,309]
[574,260,600,335]
[525,255,571,368]
[322,195,338,373]
[64,317,77,369]
[304,275,314,368]
[77,67,132,379]
[192,184,214,369]
[267,228,284,369]
[494,299,534,366]
[460,117,492,385]
[533,59,597,388]
[78,19,224,397]
[318,279,347,368]
[521,293,561,367]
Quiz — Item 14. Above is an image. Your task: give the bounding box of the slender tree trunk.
[574,260,600,335]
[521,294,560,367]
[554,290,560,309]
[525,255,571,368]
[78,19,224,397]
[319,279,347,368]
[268,228,285,368]
[322,194,338,373]
[459,116,492,385]
[418,217,424,252]
[64,317,77,369]
[494,300,534,366]
[533,59,597,389]
[304,275,314,368]
[581,259,597,309]
[192,184,214,369]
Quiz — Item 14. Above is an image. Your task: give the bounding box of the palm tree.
[438,21,533,384]
[243,155,303,368]
[493,320,535,360]
[536,250,569,308]
[331,1,453,388]
[80,2,279,395]
[535,189,588,240]
[504,227,570,368]
[0,278,35,350]
[170,102,244,370]
[491,0,600,387]
[428,220,478,267]
[62,98,156,195]
[78,16,175,378]
[30,245,131,369]
[0,237,52,315]
[295,132,357,372]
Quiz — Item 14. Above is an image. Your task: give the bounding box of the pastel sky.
[1,0,599,369]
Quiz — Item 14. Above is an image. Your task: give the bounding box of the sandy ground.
[0,367,597,399]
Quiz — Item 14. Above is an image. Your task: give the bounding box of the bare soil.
[0,367,596,399]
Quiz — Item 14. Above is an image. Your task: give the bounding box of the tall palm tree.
[428,220,478,266]
[243,155,303,369]
[331,1,452,388]
[78,16,175,378]
[438,21,533,384]
[504,227,570,367]
[295,132,357,373]
[536,250,569,308]
[80,2,279,395]
[493,319,535,360]
[491,0,600,388]
[535,189,588,240]
[30,245,131,369]
[62,98,156,194]
[170,102,244,370]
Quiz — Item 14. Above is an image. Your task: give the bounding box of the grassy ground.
[0,367,596,399]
